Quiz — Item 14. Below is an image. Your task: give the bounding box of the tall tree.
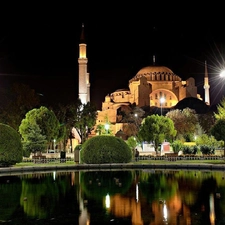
[19,106,60,152]
[210,119,225,156]
[198,112,215,135]
[138,115,176,155]
[214,97,225,120]
[54,100,97,145]
[75,100,97,143]
[166,108,199,141]
[21,123,47,156]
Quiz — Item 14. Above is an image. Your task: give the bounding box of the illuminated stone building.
[95,61,210,135]
[78,24,210,137]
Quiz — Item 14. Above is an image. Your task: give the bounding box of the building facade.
[78,25,210,137]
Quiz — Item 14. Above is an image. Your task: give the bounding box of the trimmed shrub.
[80,135,132,164]
[200,145,215,155]
[0,123,23,166]
[182,145,198,155]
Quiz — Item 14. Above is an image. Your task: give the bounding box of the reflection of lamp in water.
[105,193,110,208]
[163,202,168,221]
[136,184,139,202]
[209,193,215,225]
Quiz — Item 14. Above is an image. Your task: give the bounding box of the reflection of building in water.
[108,192,191,225]
[150,194,191,225]
[110,194,143,225]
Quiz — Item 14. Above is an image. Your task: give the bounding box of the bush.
[182,145,198,155]
[80,135,132,164]
[0,123,23,166]
[171,140,183,153]
[199,145,215,155]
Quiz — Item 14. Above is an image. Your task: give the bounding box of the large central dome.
[129,65,181,83]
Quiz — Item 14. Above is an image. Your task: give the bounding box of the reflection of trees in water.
[80,171,133,199]
[20,174,79,220]
[139,171,178,202]
[190,177,217,224]
[0,176,22,221]
[80,171,134,225]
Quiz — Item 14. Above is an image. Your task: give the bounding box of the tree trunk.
[154,144,159,156]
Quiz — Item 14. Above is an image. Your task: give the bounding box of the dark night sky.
[1,2,225,109]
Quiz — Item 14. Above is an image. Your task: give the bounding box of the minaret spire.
[78,23,90,104]
[80,23,85,43]
[204,60,210,105]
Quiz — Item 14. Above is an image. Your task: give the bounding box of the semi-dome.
[129,65,182,83]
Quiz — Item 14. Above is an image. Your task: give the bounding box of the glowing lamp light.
[160,97,165,116]
[105,194,110,208]
[220,70,225,78]
[105,123,110,134]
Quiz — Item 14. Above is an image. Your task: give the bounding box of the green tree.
[53,103,71,151]
[0,123,23,165]
[75,100,97,143]
[19,106,60,152]
[166,108,199,141]
[138,115,177,155]
[210,119,225,156]
[196,133,222,149]
[126,136,138,157]
[21,123,47,157]
[214,97,225,120]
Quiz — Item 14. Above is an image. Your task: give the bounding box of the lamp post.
[105,123,109,134]
[160,97,165,116]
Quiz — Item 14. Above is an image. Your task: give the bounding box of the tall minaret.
[78,23,90,104]
[204,60,210,105]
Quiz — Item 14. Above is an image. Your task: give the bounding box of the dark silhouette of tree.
[0,83,40,131]
[210,119,225,156]
[166,108,199,141]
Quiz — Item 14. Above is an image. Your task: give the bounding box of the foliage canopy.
[138,115,176,154]
[0,123,23,165]
[81,135,132,164]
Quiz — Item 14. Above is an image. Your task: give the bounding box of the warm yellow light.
[105,194,110,208]
[160,97,165,104]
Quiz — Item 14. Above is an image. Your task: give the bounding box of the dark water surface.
[0,168,225,225]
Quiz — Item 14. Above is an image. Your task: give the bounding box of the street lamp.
[160,97,165,116]
[105,123,109,134]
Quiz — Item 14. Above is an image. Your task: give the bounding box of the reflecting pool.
[0,168,225,225]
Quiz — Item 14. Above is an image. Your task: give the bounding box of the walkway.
[1,162,225,176]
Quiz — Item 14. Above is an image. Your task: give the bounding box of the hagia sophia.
[77,24,210,139]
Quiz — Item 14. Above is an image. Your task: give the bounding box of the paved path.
[1,163,225,176]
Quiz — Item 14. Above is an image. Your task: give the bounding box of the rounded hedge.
[0,123,23,166]
[80,135,132,164]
